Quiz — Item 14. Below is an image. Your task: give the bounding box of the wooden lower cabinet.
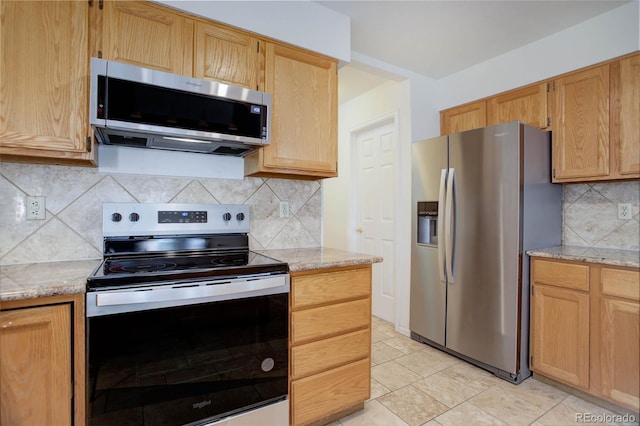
[289,265,372,425]
[599,268,640,412]
[530,257,640,412]
[291,359,370,425]
[0,293,85,425]
[531,284,590,389]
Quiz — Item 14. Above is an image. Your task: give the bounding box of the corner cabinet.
[289,266,372,425]
[0,294,85,425]
[245,43,338,179]
[0,0,94,165]
[530,257,640,412]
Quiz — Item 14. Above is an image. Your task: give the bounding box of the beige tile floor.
[330,317,639,426]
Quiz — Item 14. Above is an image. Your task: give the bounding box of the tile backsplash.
[1,162,638,266]
[563,181,639,251]
[0,162,322,265]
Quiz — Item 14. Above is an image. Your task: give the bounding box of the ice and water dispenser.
[417,201,438,245]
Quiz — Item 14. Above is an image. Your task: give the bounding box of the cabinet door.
[194,22,261,90]
[600,267,640,411]
[531,284,590,389]
[617,55,640,176]
[600,297,640,411]
[102,1,189,75]
[0,304,71,425]
[0,0,91,159]
[440,101,486,135]
[487,83,548,128]
[291,358,370,426]
[245,43,337,178]
[551,65,609,181]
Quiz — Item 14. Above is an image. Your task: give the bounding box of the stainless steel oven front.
[86,203,289,426]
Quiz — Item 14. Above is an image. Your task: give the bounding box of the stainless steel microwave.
[90,58,271,157]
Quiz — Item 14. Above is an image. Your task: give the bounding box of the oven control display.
[158,211,208,223]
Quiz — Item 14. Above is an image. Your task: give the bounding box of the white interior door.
[354,119,396,324]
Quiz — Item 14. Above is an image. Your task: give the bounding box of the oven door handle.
[95,275,287,307]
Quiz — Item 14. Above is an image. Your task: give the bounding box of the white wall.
[323,79,413,334]
[436,1,640,110]
[154,0,350,62]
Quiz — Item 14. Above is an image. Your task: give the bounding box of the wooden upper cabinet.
[440,101,486,135]
[0,304,72,426]
[487,83,548,129]
[245,43,338,178]
[615,54,640,176]
[0,0,93,164]
[194,22,262,90]
[101,1,191,75]
[551,64,610,182]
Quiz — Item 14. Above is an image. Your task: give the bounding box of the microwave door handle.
[437,168,447,283]
[445,168,455,284]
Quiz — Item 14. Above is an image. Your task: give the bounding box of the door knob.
[356,227,363,233]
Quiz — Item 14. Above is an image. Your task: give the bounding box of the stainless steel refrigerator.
[410,121,562,384]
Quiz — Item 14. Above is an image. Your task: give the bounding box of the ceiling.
[315,0,630,103]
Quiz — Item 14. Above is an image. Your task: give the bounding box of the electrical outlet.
[279,201,290,218]
[618,203,632,220]
[26,196,46,220]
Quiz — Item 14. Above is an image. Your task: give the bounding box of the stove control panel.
[103,203,250,237]
[158,210,207,224]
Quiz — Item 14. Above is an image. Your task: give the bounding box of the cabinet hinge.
[547,116,551,127]
[257,41,260,53]
[88,0,93,6]
[552,168,556,179]
[86,137,92,152]
[546,82,556,92]
[98,50,103,59]
[546,82,551,92]
[99,0,104,9]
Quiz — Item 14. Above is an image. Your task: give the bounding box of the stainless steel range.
[86,203,289,426]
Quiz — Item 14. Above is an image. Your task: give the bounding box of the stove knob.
[223,212,232,222]
[129,212,140,222]
[236,212,245,221]
[111,213,122,222]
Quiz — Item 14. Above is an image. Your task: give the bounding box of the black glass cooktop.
[87,250,288,290]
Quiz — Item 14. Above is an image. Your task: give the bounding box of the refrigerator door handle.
[445,168,455,284]
[437,169,447,283]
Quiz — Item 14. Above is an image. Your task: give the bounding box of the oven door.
[86,275,289,426]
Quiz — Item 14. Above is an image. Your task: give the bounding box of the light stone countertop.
[0,248,382,303]
[0,259,101,303]
[527,245,639,269]
[255,247,383,272]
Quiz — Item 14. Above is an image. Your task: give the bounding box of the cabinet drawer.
[532,259,590,291]
[291,298,370,344]
[601,267,640,301]
[292,268,370,309]
[291,329,370,379]
[291,358,370,426]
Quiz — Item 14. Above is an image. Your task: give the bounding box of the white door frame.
[349,111,402,329]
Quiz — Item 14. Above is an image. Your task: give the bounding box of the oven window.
[87,293,288,425]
